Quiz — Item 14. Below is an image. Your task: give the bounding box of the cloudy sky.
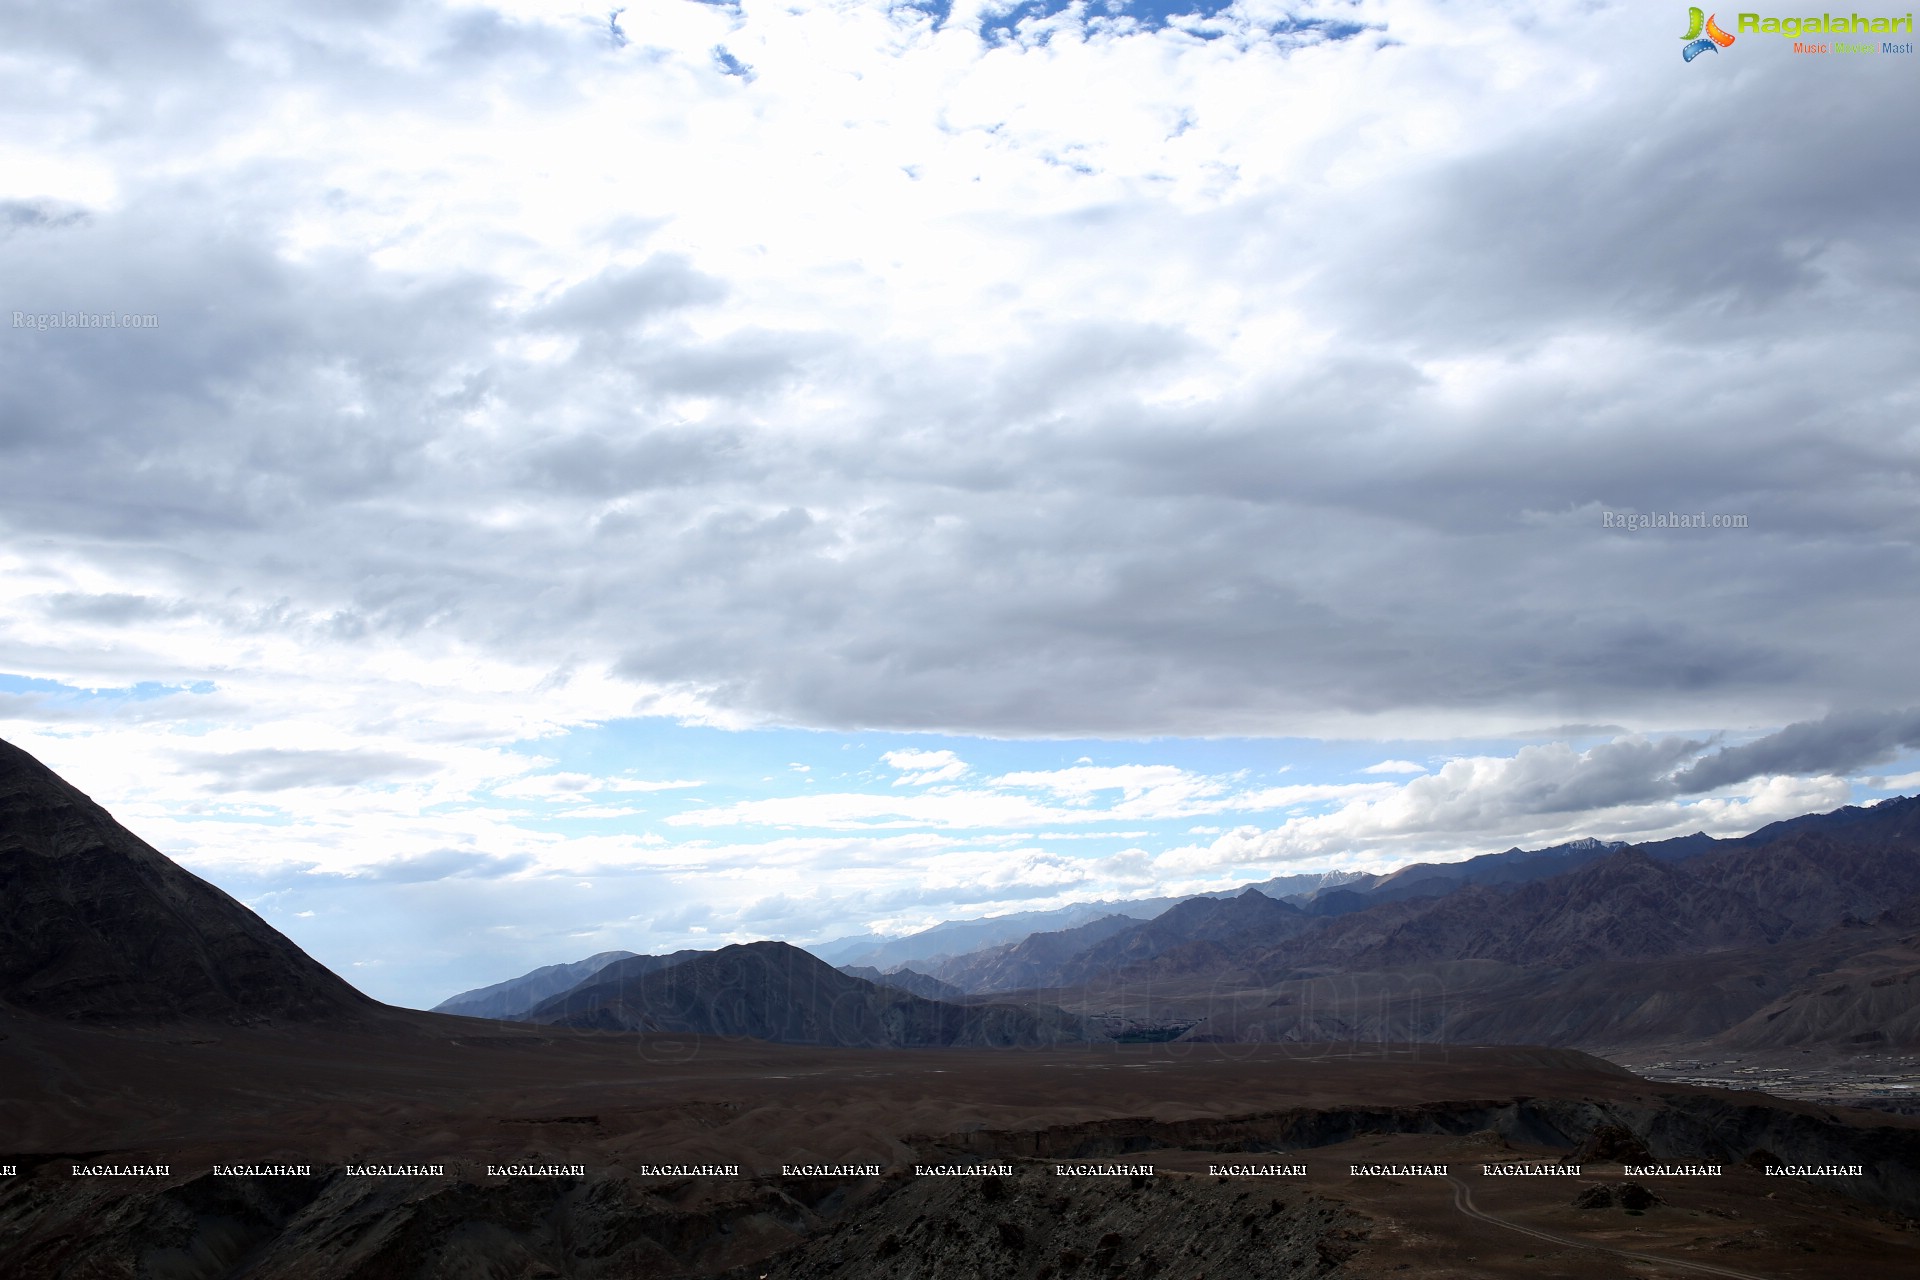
[3,0,1917,1007]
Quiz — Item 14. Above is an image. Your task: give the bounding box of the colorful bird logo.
[1682,8,1736,60]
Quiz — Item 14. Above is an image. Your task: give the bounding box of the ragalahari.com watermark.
[13,310,159,330]
[1604,511,1749,530]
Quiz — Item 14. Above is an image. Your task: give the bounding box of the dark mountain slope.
[0,738,374,1024]
[1714,931,1920,1050]
[1253,849,1799,977]
[1454,849,1795,967]
[527,940,1090,1047]
[1690,826,1920,936]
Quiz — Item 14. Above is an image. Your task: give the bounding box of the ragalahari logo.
[1682,7,1738,58]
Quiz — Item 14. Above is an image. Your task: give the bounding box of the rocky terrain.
[731,1167,1370,1280]
[6,1016,1918,1279]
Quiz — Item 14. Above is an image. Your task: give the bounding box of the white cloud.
[882,748,970,785]
[1362,759,1427,775]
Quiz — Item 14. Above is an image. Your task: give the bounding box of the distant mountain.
[527,940,1091,1047]
[1353,848,1794,970]
[1183,799,1920,1049]
[832,870,1366,972]
[805,932,889,965]
[918,835,1722,981]
[834,900,1191,971]
[932,914,1143,994]
[881,794,1920,1052]
[1302,886,1373,918]
[1353,836,1632,905]
[935,890,1316,994]
[455,793,1920,1053]
[925,812,1907,994]
[1729,797,1920,850]
[1295,834,1725,919]
[0,737,375,1024]
[1232,869,1373,901]
[434,949,647,1020]
[1633,831,1723,862]
[835,964,963,1001]
[1250,803,1920,981]
[1050,888,1315,987]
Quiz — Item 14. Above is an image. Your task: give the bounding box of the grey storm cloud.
[1673,710,1920,795]
[0,0,1915,745]
[521,425,755,498]
[1478,711,1920,821]
[1517,735,1713,814]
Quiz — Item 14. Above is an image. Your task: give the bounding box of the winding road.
[1444,1174,1776,1280]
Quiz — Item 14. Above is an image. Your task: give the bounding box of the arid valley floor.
[5,1010,1918,1278]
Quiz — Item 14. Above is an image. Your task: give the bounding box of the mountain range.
[811,869,1367,970]
[951,796,1920,1051]
[428,793,1920,1056]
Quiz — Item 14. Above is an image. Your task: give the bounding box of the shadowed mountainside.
[0,738,375,1024]
[527,940,1091,1048]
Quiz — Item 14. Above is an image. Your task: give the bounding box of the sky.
[2,0,1917,1009]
